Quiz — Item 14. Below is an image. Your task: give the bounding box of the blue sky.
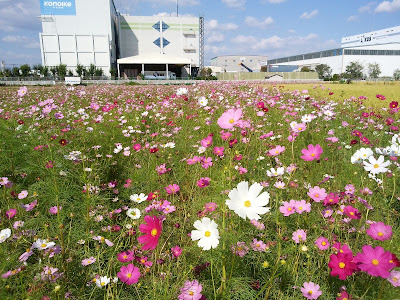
[0,0,400,68]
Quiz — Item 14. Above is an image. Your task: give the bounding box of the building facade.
[265,26,400,77]
[210,55,268,73]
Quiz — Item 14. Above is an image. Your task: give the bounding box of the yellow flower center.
[189,291,194,296]
[374,164,379,168]
[41,244,47,248]
[315,194,319,197]
[378,232,383,236]
[288,207,292,211]
[321,241,326,246]
[101,282,106,286]
[151,229,158,236]
[205,231,211,237]
[299,206,303,210]
[350,212,354,215]
[244,200,251,207]
[311,153,315,157]
[127,273,132,278]
[393,278,398,282]
[308,290,313,295]
[229,119,234,123]
[123,255,127,259]
[339,262,346,269]
[137,198,141,201]
[87,260,91,264]
[298,127,302,131]
[141,259,145,263]
[372,259,379,266]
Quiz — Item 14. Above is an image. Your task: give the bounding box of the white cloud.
[206,19,238,31]
[347,15,359,22]
[262,0,286,3]
[1,35,39,48]
[0,0,41,32]
[153,12,195,17]
[288,29,296,34]
[244,16,274,28]
[359,2,377,13]
[375,0,400,12]
[221,0,246,8]
[207,32,224,43]
[300,9,318,19]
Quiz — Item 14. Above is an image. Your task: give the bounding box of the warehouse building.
[38,0,204,77]
[210,55,268,73]
[264,26,400,77]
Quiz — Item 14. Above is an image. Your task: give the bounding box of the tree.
[368,62,381,79]
[20,64,31,77]
[41,66,49,77]
[88,64,96,77]
[199,67,212,78]
[33,65,40,77]
[393,68,400,81]
[67,69,74,76]
[12,67,20,77]
[300,66,311,72]
[344,61,364,79]
[4,68,12,77]
[315,64,332,79]
[76,64,84,77]
[94,67,104,77]
[110,67,117,79]
[57,64,67,79]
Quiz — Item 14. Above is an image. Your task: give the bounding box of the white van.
[143,71,176,80]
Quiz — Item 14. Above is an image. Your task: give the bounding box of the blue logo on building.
[40,0,76,15]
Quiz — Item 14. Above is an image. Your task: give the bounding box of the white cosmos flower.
[191,217,220,250]
[96,276,111,288]
[130,193,148,203]
[363,155,391,174]
[126,208,141,220]
[390,144,400,156]
[266,167,285,177]
[358,148,374,160]
[198,96,208,106]
[33,239,56,250]
[351,151,363,164]
[0,228,11,243]
[225,181,271,220]
[176,87,188,96]
[375,146,392,156]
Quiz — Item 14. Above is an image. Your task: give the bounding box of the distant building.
[210,55,268,73]
[38,0,204,77]
[264,26,400,77]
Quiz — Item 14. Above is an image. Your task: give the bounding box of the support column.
[142,63,145,75]
[189,64,192,78]
[166,64,169,80]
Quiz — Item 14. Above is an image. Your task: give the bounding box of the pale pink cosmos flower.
[82,257,96,266]
[231,241,249,257]
[366,222,392,241]
[314,237,330,250]
[292,123,307,133]
[165,184,180,194]
[292,229,307,243]
[279,200,296,216]
[217,108,242,129]
[300,281,322,299]
[307,186,327,202]
[268,145,285,156]
[178,280,203,300]
[18,190,28,199]
[388,270,400,287]
[250,239,267,252]
[49,206,62,215]
[294,200,311,214]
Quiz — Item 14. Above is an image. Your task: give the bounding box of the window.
[153,38,170,48]
[153,21,169,32]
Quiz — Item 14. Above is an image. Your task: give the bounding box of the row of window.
[152,22,170,32]
[269,48,400,64]
[153,38,170,48]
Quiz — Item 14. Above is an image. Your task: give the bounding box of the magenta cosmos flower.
[117,263,141,285]
[300,282,322,299]
[165,184,180,194]
[301,144,323,161]
[354,245,396,278]
[6,208,17,219]
[178,280,203,300]
[366,221,392,241]
[117,250,134,263]
[217,108,242,129]
[328,252,356,280]
[138,215,162,250]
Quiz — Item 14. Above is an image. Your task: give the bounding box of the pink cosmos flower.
[279,200,296,216]
[314,237,330,250]
[171,246,182,257]
[21,199,37,211]
[49,206,62,215]
[201,157,213,169]
[165,184,180,195]
[300,281,322,299]
[388,270,400,287]
[354,245,395,278]
[18,248,34,262]
[366,221,392,241]
[332,242,353,256]
[268,145,285,156]
[323,193,339,206]
[292,123,307,133]
[187,156,201,165]
[17,86,28,97]
[343,206,361,219]
[138,215,162,251]
[137,256,153,267]
[178,280,203,300]
[213,146,225,156]
[197,177,211,188]
[132,143,141,151]
[117,263,141,285]
[217,108,242,129]
[200,135,213,148]
[294,200,311,214]
[336,291,352,300]
[220,131,232,140]
[6,208,17,219]
[250,239,267,252]
[292,229,307,243]
[204,202,217,212]
[156,163,171,175]
[231,241,249,257]
[301,144,323,161]
[117,250,134,263]
[307,186,327,202]
[328,252,356,280]
[18,190,28,199]
[81,257,96,266]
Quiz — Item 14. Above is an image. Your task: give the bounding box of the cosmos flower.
[354,245,395,278]
[130,193,148,203]
[300,281,322,299]
[81,257,96,266]
[126,208,141,220]
[138,215,162,251]
[314,237,330,250]
[366,221,392,241]
[117,264,141,285]
[178,280,203,300]
[191,217,220,250]
[307,186,327,202]
[328,252,356,280]
[217,108,242,129]
[301,144,323,161]
[292,229,307,243]
[225,181,270,220]
[363,155,391,174]
[0,228,11,243]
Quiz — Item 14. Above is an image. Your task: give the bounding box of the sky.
[0,0,400,69]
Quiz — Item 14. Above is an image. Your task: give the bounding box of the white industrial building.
[210,55,268,73]
[265,26,400,77]
[38,0,204,77]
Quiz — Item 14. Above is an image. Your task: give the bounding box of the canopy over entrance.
[117,53,193,79]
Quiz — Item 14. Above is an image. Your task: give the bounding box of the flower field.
[0,82,399,299]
